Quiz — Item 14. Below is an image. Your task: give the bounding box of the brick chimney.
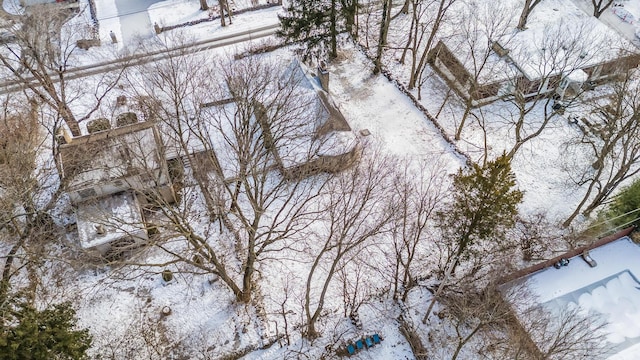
[318,61,329,92]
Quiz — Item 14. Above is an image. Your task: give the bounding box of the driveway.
[114,0,162,46]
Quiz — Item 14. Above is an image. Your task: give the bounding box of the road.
[114,0,162,46]
[0,23,280,95]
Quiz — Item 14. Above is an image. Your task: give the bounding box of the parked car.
[613,6,635,24]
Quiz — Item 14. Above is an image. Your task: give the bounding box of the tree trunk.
[399,0,416,65]
[330,0,338,59]
[451,325,482,360]
[408,0,449,89]
[305,243,346,339]
[342,0,358,37]
[373,0,391,74]
[516,7,529,30]
[455,105,471,140]
[0,235,27,302]
[517,0,541,31]
[219,0,233,26]
[240,219,259,303]
[219,0,226,26]
[563,174,600,227]
[240,266,253,303]
[200,0,208,10]
[304,251,325,339]
[422,253,459,323]
[393,0,410,19]
[52,93,80,137]
[593,0,614,18]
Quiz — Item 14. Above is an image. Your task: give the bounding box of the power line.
[585,207,640,230]
[96,1,203,22]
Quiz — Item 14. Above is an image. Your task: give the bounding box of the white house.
[500,228,640,359]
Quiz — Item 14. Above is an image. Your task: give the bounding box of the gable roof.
[440,0,639,86]
[501,0,637,81]
[160,59,356,179]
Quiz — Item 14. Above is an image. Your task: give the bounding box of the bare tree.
[127,33,221,221]
[516,0,542,31]
[218,0,233,26]
[337,257,376,327]
[533,307,609,359]
[0,6,124,137]
[407,0,457,90]
[131,51,332,304]
[373,0,392,74]
[513,212,554,261]
[501,21,602,159]
[592,0,614,18]
[303,152,396,339]
[388,158,447,301]
[438,281,514,360]
[0,99,63,303]
[481,281,610,359]
[448,1,516,140]
[563,69,640,226]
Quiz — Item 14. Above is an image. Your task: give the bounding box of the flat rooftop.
[76,192,147,250]
[507,236,640,359]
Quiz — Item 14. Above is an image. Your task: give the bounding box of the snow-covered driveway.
[114,0,162,46]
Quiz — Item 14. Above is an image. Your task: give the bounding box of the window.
[78,187,97,199]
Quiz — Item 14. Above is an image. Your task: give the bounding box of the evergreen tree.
[424,154,523,323]
[0,300,92,360]
[278,0,358,60]
[438,154,523,272]
[603,178,640,229]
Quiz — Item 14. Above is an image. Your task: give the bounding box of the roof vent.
[95,224,106,235]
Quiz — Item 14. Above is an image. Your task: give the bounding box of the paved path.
[114,0,162,46]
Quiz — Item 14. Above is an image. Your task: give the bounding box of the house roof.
[160,59,356,178]
[501,228,640,359]
[440,0,638,86]
[499,0,637,81]
[76,191,147,250]
[438,31,517,85]
[59,121,162,190]
[276,59,354,169]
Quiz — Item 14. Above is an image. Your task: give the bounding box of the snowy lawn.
[148,0,280,29]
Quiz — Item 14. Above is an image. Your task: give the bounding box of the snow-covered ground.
[72,0,637,356]
[65,40,450,359]
[573,0,640,47]
[148,0,277,28]
[4,0,640,358]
